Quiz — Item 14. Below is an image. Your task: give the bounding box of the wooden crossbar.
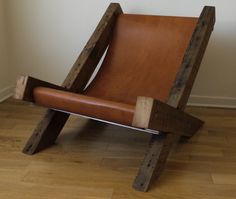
[132,96,204,137]
[14,75,67,102]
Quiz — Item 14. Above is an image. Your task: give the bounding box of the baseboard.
[0,85,14,102]
[188,95,236,108]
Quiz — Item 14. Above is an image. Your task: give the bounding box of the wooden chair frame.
[14,3,215,192]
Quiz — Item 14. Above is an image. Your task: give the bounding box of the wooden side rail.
[14,75,68,102]
[132,96,204,137]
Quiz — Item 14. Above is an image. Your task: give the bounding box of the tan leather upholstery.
[85,14,198,104]
[33,14,197,125]
[34,87,135,125]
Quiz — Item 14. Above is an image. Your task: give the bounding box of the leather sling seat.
[33,14,197,126]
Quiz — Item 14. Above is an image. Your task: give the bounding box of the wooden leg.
[21,3,123,155]
[23,109,69,154]
[133,133,179,192]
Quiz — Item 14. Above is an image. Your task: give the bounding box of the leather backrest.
[85,14,198,105]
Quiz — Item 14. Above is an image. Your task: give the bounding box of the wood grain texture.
[133,133,179,191]
[133,6,215,192]
[149,99,204,137]
[132,96,204,136]
[1,98,236,199]
[22,3,123,155]
[168,6,215,109]
[14,75,67,102]
[132,97,154,129]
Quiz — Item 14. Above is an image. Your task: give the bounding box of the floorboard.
[0,98,236,198]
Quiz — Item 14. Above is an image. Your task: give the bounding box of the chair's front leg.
[133,133,179,192]
[132,96,203,191]
[23,110,69,154]
[15,3,123,155]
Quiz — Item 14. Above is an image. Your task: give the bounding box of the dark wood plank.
[14,75,67,102]
[133,133,179,191]
[132,96,203,137]
[149,99,203,136]
[133,6,215,192]
[23,3,123,155]
[168,6,215,109]
[62,3,123,91]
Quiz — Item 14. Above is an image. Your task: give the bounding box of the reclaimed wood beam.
[14,75,67,102]
[21,3,123,155]
[133,6,215,192]
[132,96,204,137]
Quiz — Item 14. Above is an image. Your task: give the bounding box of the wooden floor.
[0,98,236,199]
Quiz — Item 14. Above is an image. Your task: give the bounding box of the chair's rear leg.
[23,109,69,155]
[133,133,179,192]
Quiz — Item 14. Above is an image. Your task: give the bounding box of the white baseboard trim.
[188,95,236,108]
[0,85,14,102]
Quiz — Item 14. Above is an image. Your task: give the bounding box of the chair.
[14,3,215,192]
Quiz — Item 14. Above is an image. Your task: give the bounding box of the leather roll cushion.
[33,87,135,125]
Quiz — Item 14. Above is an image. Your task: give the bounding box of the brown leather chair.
[14,3,215,192]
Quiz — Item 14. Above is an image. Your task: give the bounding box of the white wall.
[0,0,13,102]
[3,0,236,107]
